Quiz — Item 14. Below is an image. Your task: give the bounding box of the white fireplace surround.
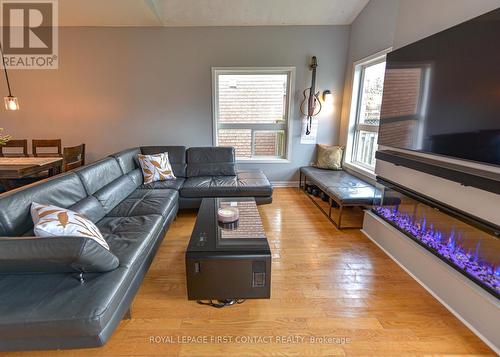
[364,144,500,353]
[375,147,500,226]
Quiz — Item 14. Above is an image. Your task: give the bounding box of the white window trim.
[212,67,295,164]
[345,48,392,176]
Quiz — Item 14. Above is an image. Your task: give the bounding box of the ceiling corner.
[145,0,165,26]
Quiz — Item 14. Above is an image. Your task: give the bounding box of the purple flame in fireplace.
[373,206,499,295]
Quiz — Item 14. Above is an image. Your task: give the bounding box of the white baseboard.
[362,211,500,354]
[271,181,299,187]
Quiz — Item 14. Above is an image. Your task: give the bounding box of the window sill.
[343,162,376,182]
[237,158,291,164]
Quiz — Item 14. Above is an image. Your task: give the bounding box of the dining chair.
[63,144,85,172]
[32,139,62,157]
[0,139,32,190]
[0,139,29,157]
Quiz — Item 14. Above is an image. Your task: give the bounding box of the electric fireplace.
[372,179,500,299]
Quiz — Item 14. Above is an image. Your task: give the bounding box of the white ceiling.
[58,0,369,27]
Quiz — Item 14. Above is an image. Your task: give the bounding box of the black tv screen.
[378,8,500,166]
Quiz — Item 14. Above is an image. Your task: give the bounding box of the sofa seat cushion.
[0,266,131,343]
[96,215,165,268]
[180,170,272,198]
[140,177,185,190]
[107,189,178,218]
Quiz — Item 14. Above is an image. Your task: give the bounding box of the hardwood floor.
[10,188,494,356]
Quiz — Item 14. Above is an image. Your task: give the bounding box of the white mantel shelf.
[362,210,500,353]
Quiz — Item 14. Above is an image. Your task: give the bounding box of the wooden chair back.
[63,144,85,172]
[32,139,62,157]
[0,139,29,157]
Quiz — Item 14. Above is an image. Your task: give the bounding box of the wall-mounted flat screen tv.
[378,8,500,167]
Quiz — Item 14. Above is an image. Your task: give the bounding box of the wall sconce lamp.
[0,42,19,111]
[323,90,333,104]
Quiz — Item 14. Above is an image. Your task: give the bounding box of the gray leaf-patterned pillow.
[31,202,109,250]
[138,152,176,184]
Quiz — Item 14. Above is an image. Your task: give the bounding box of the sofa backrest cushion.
[75,157,123,195]
[186,147,236,177]
[69,196,106,223]
[126,168,144,187]
[0,173,88,236]
[111,147,141,174]
[140,146,187,178]
[93,175,138,214]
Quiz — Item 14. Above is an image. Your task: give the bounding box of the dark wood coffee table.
[185,197,271,306]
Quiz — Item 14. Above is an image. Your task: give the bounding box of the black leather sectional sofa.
[0,146,272,351]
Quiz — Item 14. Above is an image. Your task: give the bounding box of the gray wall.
[392,0,500,49]
[0,26,350,182]
[339,0,399,145]
[338,0,500,224]
[340,0,500,147]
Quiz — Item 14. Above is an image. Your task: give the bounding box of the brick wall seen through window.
[213,70,292,160]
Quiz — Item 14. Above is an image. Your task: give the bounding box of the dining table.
[0,157,63,191]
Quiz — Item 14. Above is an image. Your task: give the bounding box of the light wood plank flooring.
[9,188,494,356]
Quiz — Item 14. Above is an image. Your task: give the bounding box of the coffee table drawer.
[186,253,271,300]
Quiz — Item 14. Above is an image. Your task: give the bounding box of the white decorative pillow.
[137,152,176,184]
[31,203,109,250]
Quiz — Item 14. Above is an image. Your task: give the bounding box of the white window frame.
[344,48,391,178]
[212,67,295,164]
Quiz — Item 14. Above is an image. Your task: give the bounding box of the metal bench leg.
[338,204,343,229]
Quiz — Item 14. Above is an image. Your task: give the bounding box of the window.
[346,52,388,173]
[212,68,294,161]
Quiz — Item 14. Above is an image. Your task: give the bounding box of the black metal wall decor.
[300,56,321,135]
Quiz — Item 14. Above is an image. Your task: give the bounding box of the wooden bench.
[299,166,376,229]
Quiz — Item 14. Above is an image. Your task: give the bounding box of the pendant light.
[0,42,19,111]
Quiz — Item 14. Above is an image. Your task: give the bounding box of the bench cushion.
[300,166,375,204]
[325,186,376,204]
[301,167,370,189]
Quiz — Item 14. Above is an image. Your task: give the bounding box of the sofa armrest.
[0,236,119,274]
